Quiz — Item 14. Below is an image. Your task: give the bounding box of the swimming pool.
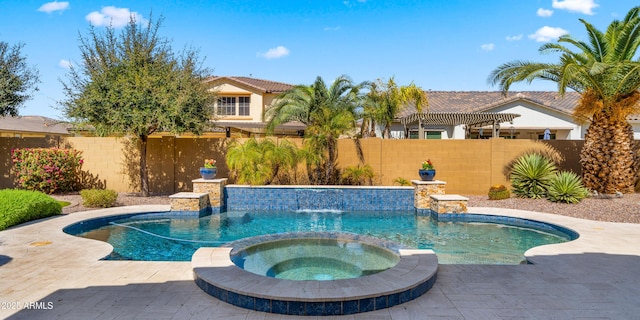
[64,210,577,264]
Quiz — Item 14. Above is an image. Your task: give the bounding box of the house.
[206,76,640,140]
[392,91,589,140]
[0,116,72,137]
[204,76,305,137]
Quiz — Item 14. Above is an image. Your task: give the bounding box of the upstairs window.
[217,97,236,116]
[238,96,250,116]
[217,96,251,116]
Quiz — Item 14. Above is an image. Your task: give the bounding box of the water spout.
[295,188,344,211]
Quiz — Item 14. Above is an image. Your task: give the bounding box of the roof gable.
[206,76,294,94]
[397,91,581,118]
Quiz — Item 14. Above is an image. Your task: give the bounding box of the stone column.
[192,178,227,213]
[411,180,446,215]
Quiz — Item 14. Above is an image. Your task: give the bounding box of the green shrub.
[0,189,62,231]
[341,164,375,185]
[11,148,84,194]
[510,153,557,199]
[226,138,300,185]
[80,189,118,208]
[547,171,589,203]
[394,177,411,186]
[488,184,511,200]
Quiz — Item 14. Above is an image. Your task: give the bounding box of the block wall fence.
[0,136,587,195]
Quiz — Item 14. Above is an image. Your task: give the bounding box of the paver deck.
[1,205,639,319]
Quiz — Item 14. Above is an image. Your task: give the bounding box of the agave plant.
[510,153,557,199]
[547,171,589,204]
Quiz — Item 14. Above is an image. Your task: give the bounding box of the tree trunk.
[326,138,337,184]
[138,135,150,197]
[580,111,636,194]
[383,124,391,139]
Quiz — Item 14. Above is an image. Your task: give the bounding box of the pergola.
[400,112,521,139]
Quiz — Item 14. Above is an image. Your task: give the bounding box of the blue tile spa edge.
[192,232,438,316]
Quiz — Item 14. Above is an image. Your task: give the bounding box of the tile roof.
[0,116,72,135]
[396,91,581,118]
[206,76,294,93]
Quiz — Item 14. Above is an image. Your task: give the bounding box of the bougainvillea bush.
[11,148,84,194]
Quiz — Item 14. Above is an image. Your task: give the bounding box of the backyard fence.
[0,136,587,195]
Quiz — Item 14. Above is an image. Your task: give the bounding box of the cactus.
[488,184,511,200]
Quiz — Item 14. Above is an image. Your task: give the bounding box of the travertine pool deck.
[1,205,640,319]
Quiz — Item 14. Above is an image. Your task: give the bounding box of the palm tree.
[365,77,428,139]
[264,75,365,184]
[226,138,299,185]
[488,6,640,194]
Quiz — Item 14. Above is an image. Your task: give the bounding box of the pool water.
[231,236,401,280]
[69,210,574,264]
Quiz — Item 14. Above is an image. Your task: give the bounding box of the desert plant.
[80,189,118,208]
[547,171,589,203]
[489,7,640,194]
[394,177,411,186]
[0,189,62,231]
[488,184,511,200]
[341,164,375,185]
[510,153,557,199]
[11,148,84,194]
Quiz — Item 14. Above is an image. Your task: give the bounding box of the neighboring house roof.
[205,76,295,93]
[0,116,71,135]
[396,91,582,119]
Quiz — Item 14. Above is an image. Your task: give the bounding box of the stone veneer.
[192,178,227,212]
[429,194,469,214]
[169,192,209,212]
[411,180,446,212]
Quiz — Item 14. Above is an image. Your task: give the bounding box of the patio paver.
[1,205,639,319]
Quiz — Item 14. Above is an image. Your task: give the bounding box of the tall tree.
[0,41,40,117]
[264,75,365,184]
[62,15,215,196]
[488,6,640,194]
[365,77,428,139]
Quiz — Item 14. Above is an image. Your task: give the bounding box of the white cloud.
[58,59,72,69]
[506,34,523,41]
[38,1,69,14]
[481,43,495,51]
[528,26,569,42]
[552,0,598,15]
[343,0,366,6]
[258,46,290,59]
[324,26,341,31]
[537,8,554,17]
[86,6,145,28]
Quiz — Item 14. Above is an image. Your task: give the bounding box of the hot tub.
[231,236,401,280]
[192,232,438,316]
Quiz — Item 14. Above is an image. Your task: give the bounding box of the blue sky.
[1,0,637,119]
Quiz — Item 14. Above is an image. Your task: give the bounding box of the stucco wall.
[211,83,263,122]
[1,136,586,195]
